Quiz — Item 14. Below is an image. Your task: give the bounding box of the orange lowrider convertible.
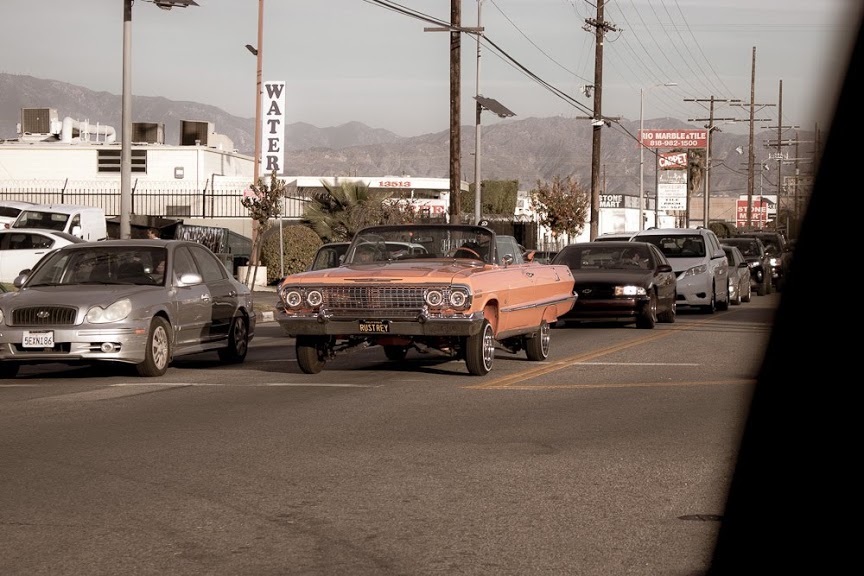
[276,224,576,375]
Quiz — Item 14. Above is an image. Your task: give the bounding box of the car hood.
[664,257,706,274]
[572,269,656,285]
[281,261,490,284]
[4,285,165,307]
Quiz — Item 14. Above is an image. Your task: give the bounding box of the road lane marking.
[473,378,756,390]
[110,382,378,388]
[468,316,738,390]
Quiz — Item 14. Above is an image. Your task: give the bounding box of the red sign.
[736,199,768,228]
[658,152,687,169]
[639,129,708,148]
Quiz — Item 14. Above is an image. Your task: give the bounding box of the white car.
[0,228,86,284]
[630,228,730,313]
[0,200,38,230]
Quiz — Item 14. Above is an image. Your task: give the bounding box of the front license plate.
[358,320,389,334]
[23,331,54,348]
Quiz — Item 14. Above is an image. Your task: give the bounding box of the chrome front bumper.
[276,308,487,338]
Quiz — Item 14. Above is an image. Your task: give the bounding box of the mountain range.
[0,73,817,198]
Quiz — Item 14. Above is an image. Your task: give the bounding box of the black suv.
[738,231,790,291]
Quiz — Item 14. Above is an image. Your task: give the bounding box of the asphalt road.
[0,293,778,575]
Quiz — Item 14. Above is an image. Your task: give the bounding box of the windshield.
[26,246,168,287]
[555,245,652,270]
[346,225,496,264]
[633,234,705,258]
[12,210,70,231]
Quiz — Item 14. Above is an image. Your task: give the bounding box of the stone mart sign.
[639,129,708,149]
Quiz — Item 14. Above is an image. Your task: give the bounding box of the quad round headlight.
[283,290,303,308]
[306,290,323,307]
[449,290,467,308]
[425,290,444,307]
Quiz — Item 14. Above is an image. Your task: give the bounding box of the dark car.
[550,241,677,329]
[738,230,790,291]
[721,237,772,296]
[722,245,752,305]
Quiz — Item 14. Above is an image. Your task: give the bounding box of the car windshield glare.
[558,246,649,269]
[637,235,705,258]
[26,246,168,287]
[346,225,495,264]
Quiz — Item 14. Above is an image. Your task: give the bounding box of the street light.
[120,0,198,239]
[638,82,676,231]
[251,0,264,188]
[471,0,515,225]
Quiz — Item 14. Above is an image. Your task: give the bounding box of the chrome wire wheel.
[466,319,495,376]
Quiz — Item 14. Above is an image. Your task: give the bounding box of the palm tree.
[304,180,414,242]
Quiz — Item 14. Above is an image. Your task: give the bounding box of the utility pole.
[686,97,740,227]
[747,47,756,228]
[449,0,461,222]
[474,0,483,226]
[777,79,783,223]
[426,2,482,223]
[583,0,618,240]
[733,47,775,229]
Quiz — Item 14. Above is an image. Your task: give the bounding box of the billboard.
[657,151,687,211]
[736,197,771,228]
[639,129,708,149]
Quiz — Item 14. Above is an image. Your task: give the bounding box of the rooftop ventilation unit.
[180,120,213,146]
[132,122,165,144]
[20,108,59,134]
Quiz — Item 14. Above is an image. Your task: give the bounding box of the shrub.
[259,223,323,283]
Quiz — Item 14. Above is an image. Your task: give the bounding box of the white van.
[11,204,107,241]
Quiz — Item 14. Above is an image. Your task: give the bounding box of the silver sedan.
[0,239,256,377]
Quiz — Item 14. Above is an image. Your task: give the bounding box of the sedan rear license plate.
[23,331,54,348]
[358,320,389,334]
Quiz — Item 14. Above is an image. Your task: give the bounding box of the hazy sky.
[0,0,859,137]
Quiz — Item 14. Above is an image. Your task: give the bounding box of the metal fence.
[0,179,311,220]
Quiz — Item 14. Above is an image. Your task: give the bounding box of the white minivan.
[11,204,107,241]
[630,227,730,313]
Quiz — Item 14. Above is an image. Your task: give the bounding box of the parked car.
[722,245,752,305]
[0,228,86,283]
[550,241,676,328]
[531,250,559,264]
[738,230,790,291]
[595,231,638,242]
[11,204,108,241]
[0,239,256,378]
[308,242,351,271]
[721,236,771,296]
[276,223,576,376]
[0,200,38,229]
[630,227,730,313]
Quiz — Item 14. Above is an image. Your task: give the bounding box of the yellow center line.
[468,317,720,390]
[474,378,756,390]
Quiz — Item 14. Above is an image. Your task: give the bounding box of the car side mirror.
[176,272,203,287]
[657,264,673,273]
[71,225,83,238]
[13,271,30,288]
[502,254,514,266]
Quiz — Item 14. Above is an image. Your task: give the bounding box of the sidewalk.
[251,285,279,323]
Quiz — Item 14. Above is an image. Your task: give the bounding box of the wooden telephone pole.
[426,2,482,222]
[583,0,617,240]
